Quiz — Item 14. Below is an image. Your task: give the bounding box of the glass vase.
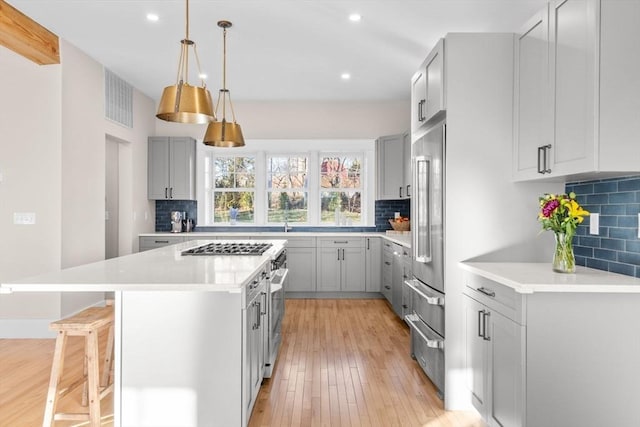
[553,232,575,273]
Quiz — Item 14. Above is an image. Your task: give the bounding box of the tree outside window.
[213,156,255,223]
[320,156,362,224]
[267,156,308,223]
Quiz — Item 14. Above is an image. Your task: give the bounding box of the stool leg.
[101,324,115,387]
[86,330,101,426]
[42,331,68,427]
[81,351,88,406]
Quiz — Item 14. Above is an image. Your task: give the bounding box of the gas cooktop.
[181,242,273,256]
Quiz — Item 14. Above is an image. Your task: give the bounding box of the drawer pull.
[384,261,391,266]
[384,286,391,290]
[477,287,496,298]
[405,280,444,306]
[406,314,444,349]
[154,240,169,244]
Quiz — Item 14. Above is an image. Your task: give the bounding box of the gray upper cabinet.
[411,38,445,134]
[514,0,640,181]
[376,133,410,200]
[148,136,196,200]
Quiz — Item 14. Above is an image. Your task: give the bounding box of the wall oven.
[264,249,288,378]
[409,120,446,397]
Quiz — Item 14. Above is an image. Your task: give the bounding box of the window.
[212,156,255,223]
[320,155,362,224]
[267,156,308,223]
[198,140,374,226]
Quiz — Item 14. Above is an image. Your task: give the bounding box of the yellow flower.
[568,199,589,223]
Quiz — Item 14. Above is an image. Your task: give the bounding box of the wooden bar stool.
[42,305,115,427]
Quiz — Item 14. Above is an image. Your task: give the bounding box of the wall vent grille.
[104,68,133,128]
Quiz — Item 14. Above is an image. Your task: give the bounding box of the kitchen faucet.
[284,220,293,233]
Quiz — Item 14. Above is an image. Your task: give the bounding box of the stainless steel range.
[181,242,273,256]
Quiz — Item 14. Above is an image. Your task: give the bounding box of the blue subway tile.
[575,256,586,266]
[575,226,587,236]
[626,241,640,253]
[599,216,617,227]
[609,262,635,276]
[601,238,625,251]
[572,183,594,195]
[594,248,617,261]
[585,258,609,271]
[586,194,609,204]
[610,228,638,240]
[578,236,600,247]
[582,205,601,214]
[618,251,640,265]
[610,192,636,204]
[593,181,618,193]
[635,266,640,279]
[573,246,593,257]
[618,216,637,228]
[602,205,626,215]
[618,178,640,192]
[626,204,640,215]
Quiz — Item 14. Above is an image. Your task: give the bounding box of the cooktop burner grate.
[181,242,273,256]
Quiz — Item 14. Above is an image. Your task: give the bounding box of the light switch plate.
[13,212,36,225]
[589,213,599,235]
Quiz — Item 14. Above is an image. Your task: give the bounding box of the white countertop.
[140,231,412,248]
[460,262,640,294]
[0,240,286,293]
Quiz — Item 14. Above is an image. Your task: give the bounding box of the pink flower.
[542,199,559,217]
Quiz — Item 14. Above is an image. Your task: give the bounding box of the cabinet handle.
[366,238,370,250]
[165,187,168,199]
[483,311,491,341]
[385,285,391,290]
[418,99,426,122]
[333,241,348,244]
[169,187,173,198]
[478,310,484,338]
[399,186,403,198]
[384,261,391,266]
[256,301,262,329]
[337,249,340,261]
[537,144,552,174]
[406,185,411,197]
[476,287,496,298]
[342,248,345,261]
[154,240,169,244]
[543,144,552,174]
[402,304,408,309]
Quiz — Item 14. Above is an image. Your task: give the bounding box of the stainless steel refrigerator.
[405,119,446,396]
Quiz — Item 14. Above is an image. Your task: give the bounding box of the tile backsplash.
[567,176,640,278]
[155,199,410,232]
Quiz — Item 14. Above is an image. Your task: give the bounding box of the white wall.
[441,34,564,409]
[0,45,63,337]
[154,100,410,139]
[0,39,157,337]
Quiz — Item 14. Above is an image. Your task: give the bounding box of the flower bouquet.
[538,192,589,273]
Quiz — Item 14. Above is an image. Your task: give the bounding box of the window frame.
[197,140,374,227]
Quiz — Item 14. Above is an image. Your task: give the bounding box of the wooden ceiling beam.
[0,0,59,65]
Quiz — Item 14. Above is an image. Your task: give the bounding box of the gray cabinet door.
[376,134,406,200]
[514,9,551,180]
[464,295,488,417]
[424,39,445,121]
[365,237,382,292]
[382,250,393,302]
[286,247,317,292]
[391,244,404,316]
[342,247,366,292]
[317,247,342,291]
[148,137,170,199]
[487,309,524,427]
[168,137,196,200]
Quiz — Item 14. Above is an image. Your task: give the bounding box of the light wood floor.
[0,299,482,427]
[249,299,483,427]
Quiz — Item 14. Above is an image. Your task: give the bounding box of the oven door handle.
[405,314,444,349]
[270,268,289,293]
[405,279,444,306]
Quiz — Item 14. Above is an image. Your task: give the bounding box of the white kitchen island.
[460,262,640,427]
[0,240,286,427]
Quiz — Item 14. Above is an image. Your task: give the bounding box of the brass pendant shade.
[156,83,214,124]
[203,21,245,147]
[156,0,214,124]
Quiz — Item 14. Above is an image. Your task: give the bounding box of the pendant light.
[203,21,245,147]
[156,0,214,124]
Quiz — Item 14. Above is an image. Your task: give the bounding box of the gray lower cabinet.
[148,136,196,200]
[285,237,317,293]
[317,238,365,292]
[381,240,394,302]
[139,235,186,251]
[365,237,382,292]
[401,249,412,319]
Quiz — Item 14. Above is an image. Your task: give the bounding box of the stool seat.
[43,305,115,427]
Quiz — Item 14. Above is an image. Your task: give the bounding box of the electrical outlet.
[13,212,36,225]
[394,212,400,219]
[589,213,599,235]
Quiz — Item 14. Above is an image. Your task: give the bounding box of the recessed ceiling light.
[146,13,159,22]
[348,13,362,22]
[341,73,351,80]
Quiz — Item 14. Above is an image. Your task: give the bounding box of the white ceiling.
[9,0,545,102]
